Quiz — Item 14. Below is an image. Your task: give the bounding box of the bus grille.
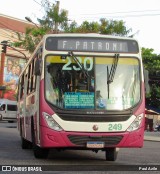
[58,114,130,122]
[67,135,123,146]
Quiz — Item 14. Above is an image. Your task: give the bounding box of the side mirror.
[34,59,42,76]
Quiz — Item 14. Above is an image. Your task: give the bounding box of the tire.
[0,114,2,121]
[20,122,32,149]
[31,119,49,159]
[8,121,14,123]
[21,137,32,149]
[33,145,49,159]
[105,148,118,161]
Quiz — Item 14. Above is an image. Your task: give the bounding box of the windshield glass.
[95,57,140,110]
[45,55,140,110]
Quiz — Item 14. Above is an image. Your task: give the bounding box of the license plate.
[87,141,104,148]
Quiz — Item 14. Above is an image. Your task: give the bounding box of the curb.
[144,136,160,142]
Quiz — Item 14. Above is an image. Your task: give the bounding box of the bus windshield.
[45,55,140,110]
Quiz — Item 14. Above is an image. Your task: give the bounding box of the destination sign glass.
[45,37,139,53]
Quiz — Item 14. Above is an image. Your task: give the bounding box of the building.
[0,14,34,100]
[0,13,35,57]
[145,109,160,131]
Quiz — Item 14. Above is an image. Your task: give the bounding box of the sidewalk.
[144,131,160,142]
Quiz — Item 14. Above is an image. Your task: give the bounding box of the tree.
[14,27,47,53]
[37,0,68,33]
[142,47,160,72]
[99,19,131,36]
[64,20,100,33]
[142,47,160,109]
[14,0,68,53]
[64,18,131,36]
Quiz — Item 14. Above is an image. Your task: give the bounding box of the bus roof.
[43,33,137,41]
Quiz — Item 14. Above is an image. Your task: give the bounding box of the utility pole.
[55,1,60,33]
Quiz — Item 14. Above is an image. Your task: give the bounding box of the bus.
[17,33,145,161]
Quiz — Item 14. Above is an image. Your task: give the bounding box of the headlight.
[43,112,63,131]
[127,114,143,132]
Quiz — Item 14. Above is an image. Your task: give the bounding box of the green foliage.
[14,0,68,53]
[77,21,99,33]
[63,20,78,33]
[67,21,100,33]
[142,47,160,109]
[142,47,160,72]
[99,19,131,36]
[64,19,131,36]
[148,84,160,109]
[37,0,68,32]
[13,27,46,53]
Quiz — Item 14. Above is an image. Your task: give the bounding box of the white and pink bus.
[17,34,145,161]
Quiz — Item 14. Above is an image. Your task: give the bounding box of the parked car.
[0,99,17,123]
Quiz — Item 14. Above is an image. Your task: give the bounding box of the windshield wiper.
[68,51,89,78]
[107,53,120,98]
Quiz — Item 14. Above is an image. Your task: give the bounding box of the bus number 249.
[108,124,122,131]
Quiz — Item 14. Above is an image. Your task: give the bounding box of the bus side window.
[144,68,150,94]
[27,64,32,94]
[20,74,25,99]
[30,59,36,92]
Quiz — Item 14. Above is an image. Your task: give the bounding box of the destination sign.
[64,92,94,109]
[45,37,139,53]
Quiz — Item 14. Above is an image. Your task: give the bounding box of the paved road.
[0,121,160,173]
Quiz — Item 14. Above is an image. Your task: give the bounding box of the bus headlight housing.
[43,112,63,131]
[127,114,143,132]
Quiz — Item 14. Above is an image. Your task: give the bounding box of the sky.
[0,0,160,54]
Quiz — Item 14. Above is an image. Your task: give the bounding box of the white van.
[0,99,17,123]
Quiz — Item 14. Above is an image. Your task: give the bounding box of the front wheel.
[0,114,2,121]
[21,137,32,149]
[105,148,118,161]
[33,145,49,159]
[20,122,32,149]
[8,121,14,123]
[31,120,49,159]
